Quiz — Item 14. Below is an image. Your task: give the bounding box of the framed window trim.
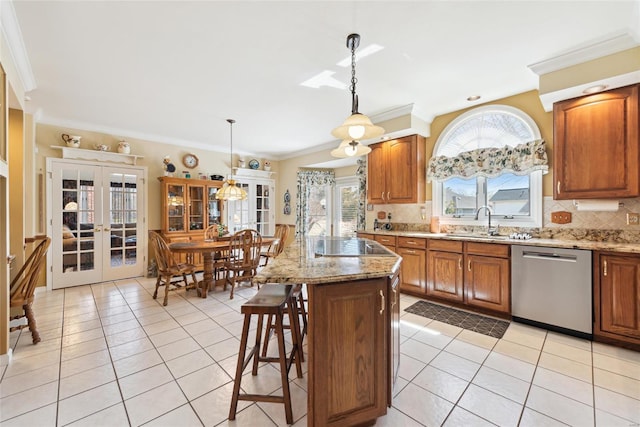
[431,105,543,229]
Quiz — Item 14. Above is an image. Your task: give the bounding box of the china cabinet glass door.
[207,185,222,225]
[188,184,205,231]
[166,183,186,232]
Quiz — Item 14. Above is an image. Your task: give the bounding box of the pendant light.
[331,33,384,158]
[216,119,247,201]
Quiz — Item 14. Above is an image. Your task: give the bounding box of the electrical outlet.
[627,213,639,225]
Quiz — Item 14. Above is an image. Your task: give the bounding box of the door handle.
[379,290,385,315]
[557,181,561,194]
[458,258,462,270]
[381,192,385,202]
[468,259,471,272]
[387,192,390,201]
[603,260,607,277]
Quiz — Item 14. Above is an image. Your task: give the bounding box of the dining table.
[169,236,277,298]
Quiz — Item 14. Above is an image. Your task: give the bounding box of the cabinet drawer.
[465,242,509,258]
[374,235,397,247]
[357,233,375,240]
[428,239,462,253]
[398,236,427,249]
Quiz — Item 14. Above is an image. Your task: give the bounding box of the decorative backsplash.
[367,197,640,243]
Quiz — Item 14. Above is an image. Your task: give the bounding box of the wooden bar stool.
[261,283,307,361]
[229,284,303,424]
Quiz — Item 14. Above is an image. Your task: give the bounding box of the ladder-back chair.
[149,231,198,306]
[224,229,262,299]
[260,224,290,267]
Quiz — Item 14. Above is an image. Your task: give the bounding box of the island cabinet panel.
[397,237,427,295]
[426,250,464,303]
[308,278,388,426]
[367,134,426,204]
[595,253,640,346]
[464,255,510,313]
[388,272,401,407]
[554,84,639,199]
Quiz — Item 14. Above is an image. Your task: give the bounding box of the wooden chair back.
[148,230,179,273]
[10,237,51,308]
[227,229,262,273]
[272,224,291,257]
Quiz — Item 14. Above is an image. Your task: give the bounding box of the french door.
[226,178,274,236]
[47,159,146,288]
[305,177,359,237]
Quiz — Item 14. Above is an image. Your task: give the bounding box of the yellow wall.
[35,123,280,231]
[8,109,24,279]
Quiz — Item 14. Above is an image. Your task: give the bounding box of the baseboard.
[0,348,13,366]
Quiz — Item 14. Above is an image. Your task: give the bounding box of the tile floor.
[1,276,640,426]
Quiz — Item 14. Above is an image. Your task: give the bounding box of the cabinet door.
[554,84,639,199]
[367,142,386,204]
[386,136,418,203]
[164,182,186,233]
[310,279,387,426]
[427,250,464,302]
[598,255,640,340]
[206,184,222,226]
[398,247,426,295]
[187,184,205,232]
[465,255,510,314]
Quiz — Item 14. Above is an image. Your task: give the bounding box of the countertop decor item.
[61,134,81,148]
[248,159,260,170]
[94,144,109,151]
[216,119,248,201]
[330,33,384,158]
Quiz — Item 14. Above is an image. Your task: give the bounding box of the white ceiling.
[11,0,640,160]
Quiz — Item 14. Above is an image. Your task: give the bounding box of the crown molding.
[0,1,36,93]
[528,31,638,76]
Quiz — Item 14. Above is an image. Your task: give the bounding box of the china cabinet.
[158,176,224,266]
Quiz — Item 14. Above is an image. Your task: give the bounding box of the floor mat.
[405,300,510,338]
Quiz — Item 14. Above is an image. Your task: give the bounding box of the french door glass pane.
[307,185,328,236]
[442,177,478,216]
[487,173,530,216]
[62,169,96,272]
[109,173,138,267]
[337,184,358,237]
[256,184,270,235]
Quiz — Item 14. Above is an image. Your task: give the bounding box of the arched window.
[431,105,546,228]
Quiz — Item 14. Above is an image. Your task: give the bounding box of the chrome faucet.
[474,205,498,235]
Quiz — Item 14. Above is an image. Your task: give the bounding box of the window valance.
[427,139,549,182]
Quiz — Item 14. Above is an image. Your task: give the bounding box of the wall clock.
[182,153,199,169]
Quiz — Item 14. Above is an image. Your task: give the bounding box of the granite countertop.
[253,237,402,285]
[360,230,640,254]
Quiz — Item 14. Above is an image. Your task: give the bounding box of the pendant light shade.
[330,140,372,158]
[216,119,247,201]
[331,33,384,158]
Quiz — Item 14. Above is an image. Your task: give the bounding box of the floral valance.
[427,139,549,182]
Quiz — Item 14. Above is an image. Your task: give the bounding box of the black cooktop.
[314,238,394,257]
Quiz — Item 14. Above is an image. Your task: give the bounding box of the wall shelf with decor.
[51,146,144,165]
[232,167,275,179]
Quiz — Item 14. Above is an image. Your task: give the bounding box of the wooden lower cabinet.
[595,252,640,346]
[374,234,397,253]
[465,254,510,313]
[397,237,427,295]
[388,272,400,406]
[427,250,464,302]
[427,240,511,315]
[308,277,390,426]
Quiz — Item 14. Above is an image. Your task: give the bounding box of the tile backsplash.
[367,197,640,242]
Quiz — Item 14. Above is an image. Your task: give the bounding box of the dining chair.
[148,231,198,306]
[10,237,51,344]
[224,229,262,299]
[204,225,229,280]
[259,224,290,267]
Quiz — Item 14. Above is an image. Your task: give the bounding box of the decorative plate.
[248,159,260,169]
[284,190,291,203]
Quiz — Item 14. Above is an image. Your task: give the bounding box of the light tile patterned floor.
[2,277,640,426]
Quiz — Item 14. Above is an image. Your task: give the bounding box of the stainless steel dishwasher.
[511,245,592,339]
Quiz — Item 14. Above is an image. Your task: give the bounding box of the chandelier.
[216,119,247,201]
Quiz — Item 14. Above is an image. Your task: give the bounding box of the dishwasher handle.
[522,251,577,262]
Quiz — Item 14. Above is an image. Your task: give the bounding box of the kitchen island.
[253,237,402,426]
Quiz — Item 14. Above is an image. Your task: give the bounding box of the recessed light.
[583,84,608,94]
[467,95,481,101]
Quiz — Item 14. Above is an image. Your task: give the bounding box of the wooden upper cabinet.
[554,84,639,199]
[367,134,426,204]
